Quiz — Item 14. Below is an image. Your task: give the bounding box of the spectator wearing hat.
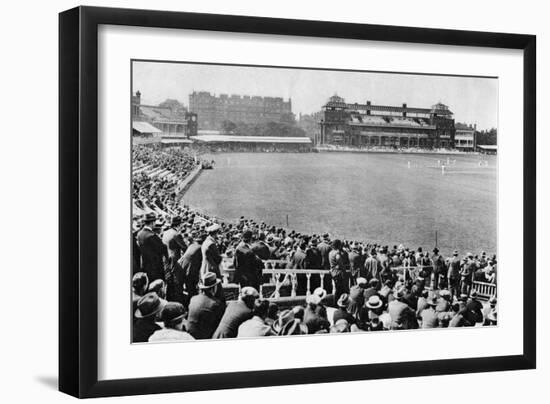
[415,289,430,318]
[234,230,265,291]
[483,296,498,326]
[149,302,194,342]
[432,247,447,290]
[272,309,307,336]
[418,295,439,328]
[449,301,470,327]
[363,249,381,282]
[329,239,349,301]
[417,251,432,285]
[459,253,477,295]
[200,223,223,279]
[212,287,259,339]
[304,293,330,334]
[251,232,271,260]
[178,231,204,299]
[137,212,168,282]
[333,293,356,325]
[447,250,461,298]
[348,243,365,284]
[186,273,225,339]
[347,277,367,321]
[132,272,149,312]
[237,300,276,338]
[317,234,332,270]
[463,291,484,326]
[147,279,168,321]
[132,224,142,274]
[365,295,387,331]
[388,287,418,330]
[162,216,187,261]
[133,292,164,343]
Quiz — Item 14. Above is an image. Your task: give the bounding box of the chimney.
[402,103,407,117]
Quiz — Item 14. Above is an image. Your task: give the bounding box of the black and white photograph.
[131,60,498,343]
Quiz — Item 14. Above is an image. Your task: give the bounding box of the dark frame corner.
[59,6,536,398]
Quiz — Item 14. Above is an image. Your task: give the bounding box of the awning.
[132,121,162,134]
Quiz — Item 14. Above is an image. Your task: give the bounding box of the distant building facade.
[132,91,198,138]
[454,122,477,151]
[189,91,293,130]
[318,95,457,149]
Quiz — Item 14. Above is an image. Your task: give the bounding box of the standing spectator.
[432,247,446,289]
[447,250,461,298]
[317,234,332,270]
[460,252,477,295]
[178,231,204,299]
[186,273,225,339]
[362,248,382,280]
[329,239,349,301]
[137,212,167,281]
[348,242,365,283]
[200,224,223,278]
[234,230,264,291]
[162,216,187,261]
[251,232,271,260]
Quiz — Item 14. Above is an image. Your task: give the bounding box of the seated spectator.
[304,294,330,334]
[187,273,225,339]
[237,300,276,337]
[212,286,259,339]
[133,292,164,343]
[149,302,194,342]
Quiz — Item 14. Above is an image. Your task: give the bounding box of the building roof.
[139,105,188,123]
[323,101,453,116]
[132,121,162,134]
[160,139,193,144]
[190,135,312,144]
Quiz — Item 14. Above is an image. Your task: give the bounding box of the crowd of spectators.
[132,145,498,343]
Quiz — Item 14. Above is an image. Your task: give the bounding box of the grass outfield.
[182,152,497,255]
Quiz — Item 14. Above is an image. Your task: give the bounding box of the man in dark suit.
[348,243,365,284]
[178,231,204,299]
[212,286,259,338]
[317,234,332,270]
[162,216,187,261]
[186,273,225,339]
[431,247,446,289]
[328,239,349,301]
[251,232,271,260]
[234,230,264,291]
[447,250,461,298]
[200,224,223,278]
[137,212,167,281]
[363,249,381,281]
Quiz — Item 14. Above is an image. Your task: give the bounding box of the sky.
[132,61,498,130]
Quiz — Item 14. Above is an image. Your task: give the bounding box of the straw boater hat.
[134,292,164,319]
[337,293,350,308]
[198,272,221,290]
[366,295,383,310]
[313,287,327,300]
[356,277,368,287]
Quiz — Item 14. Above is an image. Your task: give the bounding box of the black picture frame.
[59,6,536,398]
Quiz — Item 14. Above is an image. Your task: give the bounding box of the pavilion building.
[318,95,456,149]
